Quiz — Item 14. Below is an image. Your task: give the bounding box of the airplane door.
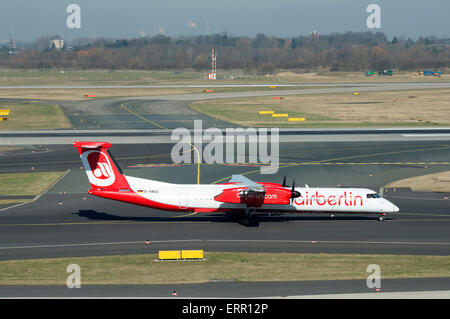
[179,192,188,209]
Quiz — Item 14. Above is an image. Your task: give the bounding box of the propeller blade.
[282,175,287,187]
[290,180,301,203]
[290,180,296,203]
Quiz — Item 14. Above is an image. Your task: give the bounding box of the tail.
[73,141,192,211]
[73,141,130,192]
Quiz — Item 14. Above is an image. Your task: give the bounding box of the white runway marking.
[401,134,450,137]
[1,238,450,251]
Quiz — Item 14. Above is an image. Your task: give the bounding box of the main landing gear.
[237,207,258,226]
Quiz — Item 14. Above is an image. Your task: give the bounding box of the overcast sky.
[1,0,449,43]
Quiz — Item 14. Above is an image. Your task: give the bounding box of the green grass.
[0,70,205,86]
[0,199,29,205]
[0,102,71,130]
[1,69,447,87]
[0,252,449,285]
[0,171,66,196]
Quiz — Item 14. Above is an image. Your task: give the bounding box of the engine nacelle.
[214,187,292,207]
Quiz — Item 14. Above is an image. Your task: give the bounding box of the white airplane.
[74,141,399,225]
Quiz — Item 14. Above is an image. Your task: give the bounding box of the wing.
[229,175,265,192]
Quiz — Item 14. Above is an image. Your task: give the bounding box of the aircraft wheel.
[240,213,259,226]
[378,215,385,221]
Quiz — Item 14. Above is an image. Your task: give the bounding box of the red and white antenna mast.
[208,48,216,80]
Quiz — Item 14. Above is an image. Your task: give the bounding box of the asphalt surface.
[1,278,449,298]
[0,84,449,297]
[1,141,449,261]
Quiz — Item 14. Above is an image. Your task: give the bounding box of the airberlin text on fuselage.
[237,192,278,200]
[294,191,363,207]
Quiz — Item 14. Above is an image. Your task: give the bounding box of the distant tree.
[277,38,285,48]
[192,54,207,71]
[1,31,448,71]
[258,62,275,75]
[290,38,298,50]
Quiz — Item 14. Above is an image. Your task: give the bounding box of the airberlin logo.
[294,191,363,207]
[237,192,278,200]
[81,150,115,187]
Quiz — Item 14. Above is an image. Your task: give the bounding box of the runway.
[1,127,450,145]
[0,84,449,297]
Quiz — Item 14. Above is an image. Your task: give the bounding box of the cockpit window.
[367,193,381,198]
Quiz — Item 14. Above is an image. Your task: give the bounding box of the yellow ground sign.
[258,111,274,114]
[158,250,181,260]
[288,118,306,121]
[0,110,10,116]
[272,113,288,117]
[159,250,204,260]
[181,250,204,259]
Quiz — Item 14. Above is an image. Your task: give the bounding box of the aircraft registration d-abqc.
[74,141,399,225]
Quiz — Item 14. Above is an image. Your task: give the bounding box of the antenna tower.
[208,48,216,80]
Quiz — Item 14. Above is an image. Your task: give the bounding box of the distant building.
[431,39,450,50]
[50,38,65,50]
[311,30,319,40]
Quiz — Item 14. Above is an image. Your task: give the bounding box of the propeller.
[289,179,301,204]
[282,176,301,203]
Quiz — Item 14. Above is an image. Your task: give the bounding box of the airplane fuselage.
[91,176,399,214]
[74,141,400,220]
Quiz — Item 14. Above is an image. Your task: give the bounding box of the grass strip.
[0,171,66,196]
[0,252,449,285]
[0,102,71,130]
[385,170,450,193]
[190,89,450,127]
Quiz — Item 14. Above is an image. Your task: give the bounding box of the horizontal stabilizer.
[73,141,111,150]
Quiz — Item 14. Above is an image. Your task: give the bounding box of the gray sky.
[1,0,449,43]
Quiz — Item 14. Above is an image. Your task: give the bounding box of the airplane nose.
[391,203,399,213]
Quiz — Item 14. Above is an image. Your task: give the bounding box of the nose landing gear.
[378,213,386,221]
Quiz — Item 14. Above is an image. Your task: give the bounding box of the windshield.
[366,193,381,199]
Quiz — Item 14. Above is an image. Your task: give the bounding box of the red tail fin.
[73,141,130,191]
